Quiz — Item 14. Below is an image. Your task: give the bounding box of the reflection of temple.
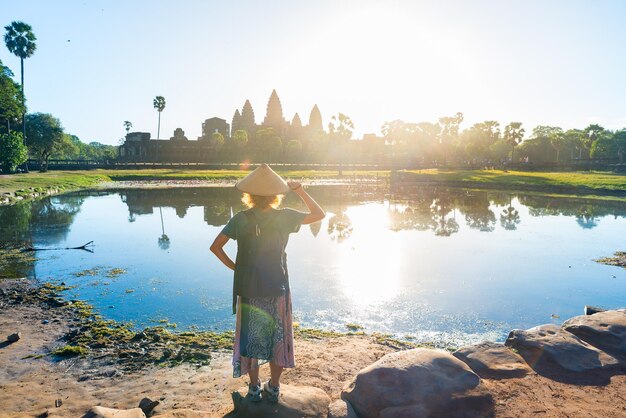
[118,90,324,162]
[120,189,241,226]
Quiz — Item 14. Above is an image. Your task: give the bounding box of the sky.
[2,0,626,145]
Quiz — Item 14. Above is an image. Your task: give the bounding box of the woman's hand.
[287,180,302,191]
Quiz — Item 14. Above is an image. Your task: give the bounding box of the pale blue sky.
[2,0,626,145]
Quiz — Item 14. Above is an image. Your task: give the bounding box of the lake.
[1,184,625,347]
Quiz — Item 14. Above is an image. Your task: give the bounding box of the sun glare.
[336,203,402,305]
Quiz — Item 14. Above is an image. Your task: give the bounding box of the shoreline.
[2,279,626,417]
[1,169,625,206]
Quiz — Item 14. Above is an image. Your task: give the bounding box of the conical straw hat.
[236,164,290,196]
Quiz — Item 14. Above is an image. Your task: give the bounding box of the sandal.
[263,379,280,403]
[247,380,262,402]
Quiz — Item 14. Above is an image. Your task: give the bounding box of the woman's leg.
[269,361,283,387]
[245,357,260,385]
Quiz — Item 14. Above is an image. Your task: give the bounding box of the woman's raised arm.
[287,181,325,225]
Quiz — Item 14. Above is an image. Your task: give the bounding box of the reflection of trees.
[458,194,496,232]
[576,207,598,229]
[0,196,85,247]
[520,195,626,230]
[500,199,521,230]
[0,195,86,278]
[431,196,460,237]
[157,207,170,250]
[327,211,353,242]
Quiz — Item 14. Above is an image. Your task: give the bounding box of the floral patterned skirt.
[232,290,295,378]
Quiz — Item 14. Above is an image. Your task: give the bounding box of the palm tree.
[153,96,166,139]
[123,120,132,135]
[4,21,37,141]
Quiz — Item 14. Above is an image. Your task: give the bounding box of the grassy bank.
[0,171,110,201]
[399,169,626,194]
[1,169,625,205]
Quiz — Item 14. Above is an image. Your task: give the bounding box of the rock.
[505,324,620,376]
[328,399,357,418]
[342,348,493,418]
[138,397,160,416]
[584,305,607,315]
[82,406,146,418]
[453,341,532,379]
[562,310,626,362]
[7,332,21,343]
[230,384,330,417]
[151,410,213,417]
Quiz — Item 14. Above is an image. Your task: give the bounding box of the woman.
[210,164,325,403]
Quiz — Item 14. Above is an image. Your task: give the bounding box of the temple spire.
[263,89,285,127]
[240,99,256,134]
[231,109,242,136]
[291,113,302,129]
[308,104,323,132]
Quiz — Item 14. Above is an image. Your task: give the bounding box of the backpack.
[232,209,289,314]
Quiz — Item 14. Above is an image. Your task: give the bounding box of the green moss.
[346,323,365,331]
[52,345,88,357]
[0,247,37,279]
[595,251,626,268]
[106,268,126,278]
[73,268,101,277]
[22,353,45,359]
[295,327,345,339]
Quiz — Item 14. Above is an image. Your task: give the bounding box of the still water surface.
[1,185,625,346]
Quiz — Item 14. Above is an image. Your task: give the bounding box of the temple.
[118,90,324,162]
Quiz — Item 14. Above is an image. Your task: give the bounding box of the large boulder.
[562,310,626,362]
[229,384,330,418]
[328,399,358,418]
[82,406,146,418]
[152,410,215,417]
[505,324,620,379]
[453,341,532,379]
[341,348,493,418]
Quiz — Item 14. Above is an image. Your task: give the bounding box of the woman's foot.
[263,379,280,403]
[247,380,262,402]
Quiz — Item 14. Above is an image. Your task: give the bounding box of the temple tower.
[289,113,303,140]
[308,104,323,132]
[263,90,287,135]
[240,99,256,137]
[231,109,242,136]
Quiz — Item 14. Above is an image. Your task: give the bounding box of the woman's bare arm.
[287,181,325,225]
[210,233,235,271]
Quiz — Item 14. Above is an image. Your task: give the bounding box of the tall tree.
[503,122,525,162]
[549,128,565,162]
[0,131,28,173]
[4,21,36,143]
[328,113,354,175]
[123,120,132,135]
[24,113,64,172]
[437,112,463,164]
[0,59,25,134]
[153,96,166,139]
[583,124,605,159]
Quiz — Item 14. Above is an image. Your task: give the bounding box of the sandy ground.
[1,282,625,417]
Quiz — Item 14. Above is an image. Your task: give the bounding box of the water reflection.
[2,186,625,247]
[1,185,625,344]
